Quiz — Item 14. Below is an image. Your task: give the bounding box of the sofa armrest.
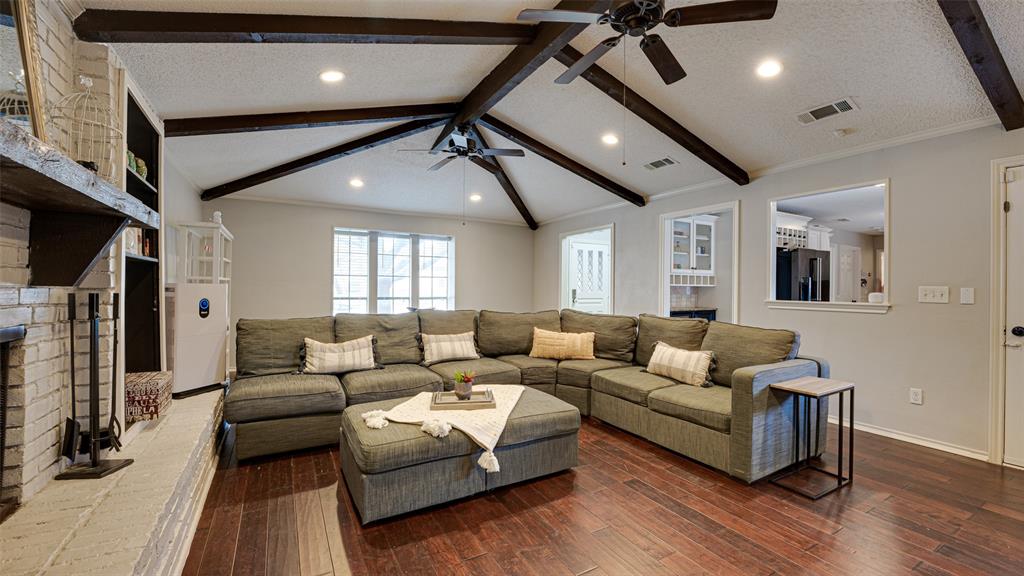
[796,355,830,378]
[729,359,820,482]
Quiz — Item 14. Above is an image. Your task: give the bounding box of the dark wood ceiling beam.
[937,0,1024,131]
[554,45,750,185]
[466,126,538,230]
[431,0,611,151]
[165,103,458,137]
[201,117,449,200]
[73,10,537,45]
[478,115,645,207]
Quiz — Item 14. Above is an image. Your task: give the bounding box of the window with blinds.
[333,228,454,314]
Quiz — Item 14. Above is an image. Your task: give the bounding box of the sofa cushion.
[418,309,478,336]
[421,331,479,365]
[225,373,345,423]
[635,314,708,366]
[591,366,678,406]
[700,322,800,387]
[303,336,376,374]
[236,316,335,377]
[496,355,557,387]
[341,364,443,405]
[647,384,732,433]
[560,309,638,362]
[556,358,630,388]
[428,357,521,388]
[341,386,580,474]
[529,327,594,360]
[478,310,561,356]
[335,312,421,365]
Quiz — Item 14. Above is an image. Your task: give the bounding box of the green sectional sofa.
[225,309,827,483]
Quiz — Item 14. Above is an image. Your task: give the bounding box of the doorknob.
[571,289,577,305]
[1012,326,1024,337]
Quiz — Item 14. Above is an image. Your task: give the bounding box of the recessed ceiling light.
[756,59,782,78]
[319,70,345,83]
[469,193,482,202]
[349,178,364,188]
[601,133,619,146]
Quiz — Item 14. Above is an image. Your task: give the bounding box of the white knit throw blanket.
[361,385,524,473]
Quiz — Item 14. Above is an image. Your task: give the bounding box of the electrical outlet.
[909,388,923,405]
[960,287,975,305]
[918,286,949,303]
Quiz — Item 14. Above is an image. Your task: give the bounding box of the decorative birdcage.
[0,71,32,130]
[47,75,122,181]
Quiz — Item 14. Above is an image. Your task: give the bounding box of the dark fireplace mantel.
[0,119,160,287]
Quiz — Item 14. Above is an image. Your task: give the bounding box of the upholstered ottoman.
[339,386,580,524]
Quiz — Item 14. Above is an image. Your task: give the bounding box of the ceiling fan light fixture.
[469,193,482,202]
[601,133,619,145]
[756,59,782,78]
[348,178,364,188]
[319,70,345,83]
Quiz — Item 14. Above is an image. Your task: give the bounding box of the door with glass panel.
[562,227,612,314]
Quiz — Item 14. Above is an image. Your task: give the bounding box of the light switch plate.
[918,286,949,303]
[960,287,975,305]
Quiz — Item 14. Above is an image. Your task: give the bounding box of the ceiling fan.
[519,0,778,85]
[402,132,524,172]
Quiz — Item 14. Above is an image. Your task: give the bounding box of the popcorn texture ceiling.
[82,0,1021,225]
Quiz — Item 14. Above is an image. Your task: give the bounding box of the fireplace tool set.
[56,293,133,480]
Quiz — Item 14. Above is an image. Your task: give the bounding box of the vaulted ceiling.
[80,0,1023,226]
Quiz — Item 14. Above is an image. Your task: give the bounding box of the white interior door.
[836,245,860,302]
[566,238,611,313]
[1004,166,1024,467]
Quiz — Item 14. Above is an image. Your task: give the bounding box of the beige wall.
[162,159,203,285]
[202,198,535,363]
[534,123,1024,456]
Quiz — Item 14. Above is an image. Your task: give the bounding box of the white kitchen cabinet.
[668,215,717,285]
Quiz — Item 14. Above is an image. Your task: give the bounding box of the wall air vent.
[796,97,858,125]
[643,156,678,171]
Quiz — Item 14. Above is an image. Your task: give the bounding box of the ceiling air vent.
[796,97,858,125]
[643,156,678,171]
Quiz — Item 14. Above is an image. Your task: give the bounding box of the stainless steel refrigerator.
[776,248,831,302]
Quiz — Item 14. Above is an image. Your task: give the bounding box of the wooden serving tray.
[430,389,496,410]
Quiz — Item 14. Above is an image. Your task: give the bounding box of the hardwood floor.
[184,419,1024,575]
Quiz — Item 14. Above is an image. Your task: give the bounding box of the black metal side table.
[770,376,855,499]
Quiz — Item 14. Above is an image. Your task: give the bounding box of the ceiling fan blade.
[640,34,686,85]
[555,36,621,84]
[662,0,778,27]
[427,156,457,172]
[479,148,525,157]
[517,8,605,23]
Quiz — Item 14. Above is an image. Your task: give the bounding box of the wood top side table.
[770,376,855,499]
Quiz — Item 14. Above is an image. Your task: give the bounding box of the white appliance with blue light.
[172,219,232,397]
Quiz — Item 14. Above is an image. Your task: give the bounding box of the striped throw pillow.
[421,331,479,365]
[303,335,377,374]
[529,327,595,360]
[646,341,715,387]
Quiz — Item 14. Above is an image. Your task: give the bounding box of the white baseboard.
[1004,457,1024,470]
[826,415,989,462]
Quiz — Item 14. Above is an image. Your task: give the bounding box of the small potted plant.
[453,370,475,401]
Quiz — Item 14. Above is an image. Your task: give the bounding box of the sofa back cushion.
[335,312,421,365]
[478,309,561,356]
[560,309,638,362]
[236,316,335,377]
[700,321,800,387]
[418,309,478,336]
[635,314,708,366]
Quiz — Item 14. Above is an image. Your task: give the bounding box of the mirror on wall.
[0,0,45,138]
[770,182,888,305]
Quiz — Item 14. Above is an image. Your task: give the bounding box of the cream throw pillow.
[529,327,595,360]
[646,341,714,387]
[303,335,376,374]
[421,331,479,365]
